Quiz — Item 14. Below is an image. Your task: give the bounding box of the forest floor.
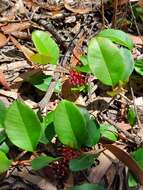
[0,0,143,190]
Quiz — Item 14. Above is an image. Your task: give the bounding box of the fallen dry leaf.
[1,21,31,34]
[70,34,85,67]
[64,0,92,14]
[118,0,129,5]
[15,0,26,15]
[129,34,143,45]
[10,36,34,64]
[104,144,143,185]
[89,150,117,183]
[33,0,63,11]
[62,79,79,101]
[0,32,8,48]
[24,0,39,11]
[0,70,10,90]
[138,0,143,8]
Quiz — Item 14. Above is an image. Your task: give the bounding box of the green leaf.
[0,142,9,154]
[100,124,118,142]
[135,59,143,75]
[27,73,61,92]
[31,53,53,65]
[0,101,7,128]
[128,148,143,187]
[85,119,100,146]
[127,107,136,127]
[43,111,54,127]
[98,29,134,50]
[69,154,96,171]
[0,129,7,144]
[54,100,87,149]
[131,148,143,166]
[32,30,59,65]
[0,151,11,174]
[76,65,91,74]
[45,123,55,142]
[119,47,134,82]
[40,111,55,144]
[31,155,61,170]
[128,172,138,187]
[80,55,89,66]
[5,100,42,151]
[70,183,105,190]
[79,108,100,147]
[87,37,126,86]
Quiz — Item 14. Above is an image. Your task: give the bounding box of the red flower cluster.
[69,70,86,86]
[44,147,81,179]
[61,147,81,161]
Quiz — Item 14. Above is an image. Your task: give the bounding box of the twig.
[112,0,118,28]
[129,1,143,43]
[15,151,27,161]
[101,0,105,28]
[38,72,60,111]
[0,19,29,23]
[130,86,142,129]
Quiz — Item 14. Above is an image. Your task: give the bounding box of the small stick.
[101,0,105,28]
[130,87,142,129]
[129,1,143,43]
[112,0,118,28]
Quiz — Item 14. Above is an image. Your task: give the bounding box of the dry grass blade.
[104,144,143,185]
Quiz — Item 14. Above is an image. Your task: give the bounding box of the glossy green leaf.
[0,151,11,174]
[79,108,100,147]
[54,100,87,149]
[100,124,118,142]
[76,65,91,74]
[32,30,59,64]
[69,154,96,171]
[40,111,55,144]
[31,156,61,170]
[43,111,54,127]
[27,73,61,92]
[127,107,136,127]
[87,37,126,86]
[131,148,143,165]
[0,129,6,144]
[128,172,138,187]
[135,59,143,75]
[0,142,9,154]
[0,101,7,128]
[70,183,105,190]
[119,47,134,82]
[128,148,143,187]
[31,53,53,65]
[85,119,100,146]
[98,29,134,50]
[5,100,42,151]
[45,123,55,142]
